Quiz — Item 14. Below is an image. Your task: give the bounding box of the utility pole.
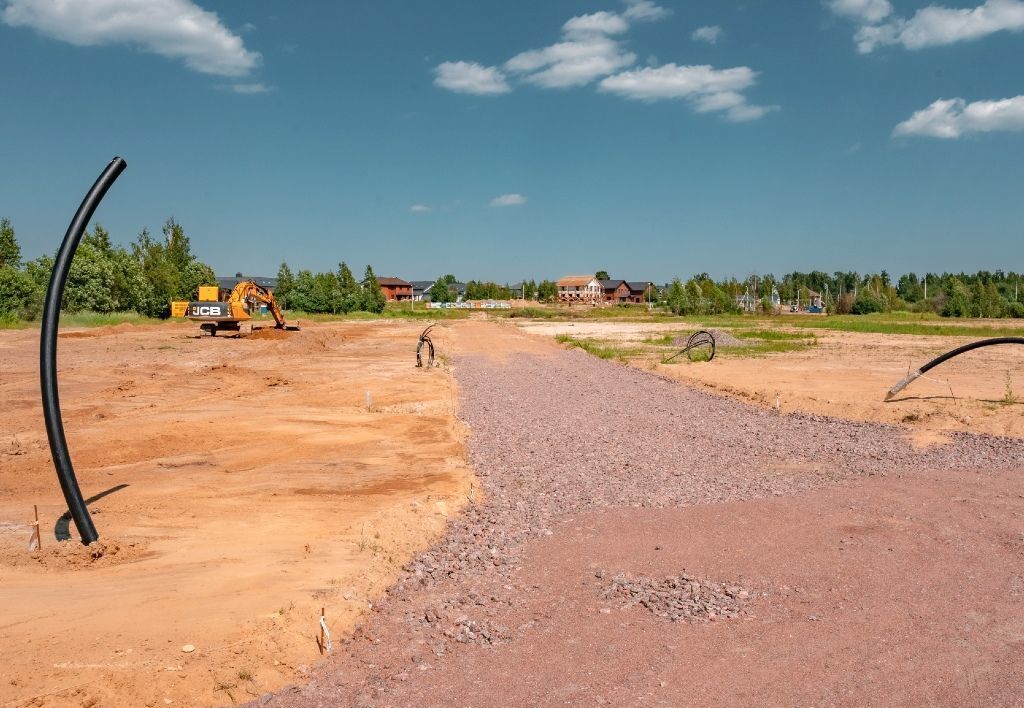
[923,273,927,301]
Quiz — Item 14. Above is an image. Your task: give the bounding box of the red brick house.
[627,281,656,304]
[600,279,631,303]
[376,277,413,301]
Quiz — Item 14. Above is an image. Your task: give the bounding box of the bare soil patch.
[0,320,471,707]
[263,322,1024,706]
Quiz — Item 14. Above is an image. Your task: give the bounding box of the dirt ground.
[517,320,1024,441]
[4,317,1024,707]
[261,320,1024,707]
[0,321,472,707]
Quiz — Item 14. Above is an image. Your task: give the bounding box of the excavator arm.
[229,281,287,328]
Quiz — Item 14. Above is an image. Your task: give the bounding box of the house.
[627,281,656,304]
[410,280,435,301]
[600,279,631,303]
[376,277,413,301]
[507,282,525,300]
[557,275,602,304]
[216,272,277,299]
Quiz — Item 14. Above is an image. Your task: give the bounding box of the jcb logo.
[191,305,223,316]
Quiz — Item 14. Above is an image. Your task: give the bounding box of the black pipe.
[40,157,127,545]
[885,336,1024,400]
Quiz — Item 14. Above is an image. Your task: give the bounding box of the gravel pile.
[598,569,750,622]
[264,347,1024,705]
[671,329,744,349]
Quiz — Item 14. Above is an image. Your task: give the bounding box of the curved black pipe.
[416,324,436,367]
[885,336,1024,400]
[40,157,127,545]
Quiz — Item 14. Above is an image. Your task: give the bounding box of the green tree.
[942,278,972,317]
[288,270,317,312]
[361,265,386,313]
[0,264,39,319]
[595,270,610,281]
[336,261,362,312]
[276,262,295,309]
[0,218,20,268]
[429,274,457,303]
[537,280,557,303]
[666,278,688,315]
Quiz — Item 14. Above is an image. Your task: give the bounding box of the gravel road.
[262,346,1024,707]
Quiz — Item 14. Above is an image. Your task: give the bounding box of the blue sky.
[1,0,1022,282]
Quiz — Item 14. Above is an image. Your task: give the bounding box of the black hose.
[663,330,716,364]
[40,157,127,545]
[416,324,436,367]
[885,336,1024,400]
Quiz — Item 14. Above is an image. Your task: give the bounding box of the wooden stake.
[319,607,325,655]
[29,504,41,551]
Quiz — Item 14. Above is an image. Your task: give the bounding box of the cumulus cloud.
[828,0,893,23]
[503,11,641,88]
[410,204,432,213]
[1,0,260,76]
[893,95,1024,138]
[623,0,670,21]
[434,3,772,122]
[829,0,1024,53]
[224,82,269,94]
[692,25,723,43]
[433,61,510,94]
[489,193,527,207]
[598,64,777,121]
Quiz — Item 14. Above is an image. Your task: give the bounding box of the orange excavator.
[171,280,298,336]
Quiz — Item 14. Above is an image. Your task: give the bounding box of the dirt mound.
[59,322,137,339]
[16,538,149,570]
[248,327,294,340]
[597,569,751,622]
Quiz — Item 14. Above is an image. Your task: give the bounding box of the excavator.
[171,280,298,336]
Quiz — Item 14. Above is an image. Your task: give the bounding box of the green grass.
[554,334,644,361]
[733,329,816,341]
[780,314,1024,338]
[2,310,167,329]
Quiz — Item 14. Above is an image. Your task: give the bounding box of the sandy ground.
[261,320,1024,707]
[517,320,1024,440]
[0,321,472,707]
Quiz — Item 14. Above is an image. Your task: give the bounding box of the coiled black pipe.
[40,157,127,545]
[885,336,1024,400]
[416,324,436,367]
[663,330,716,364]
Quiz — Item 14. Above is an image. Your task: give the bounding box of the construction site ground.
[1,318,1022,706]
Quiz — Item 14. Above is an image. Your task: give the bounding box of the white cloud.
[1,0,260,77]
[893,95,1024,138]
[434,4,772,123]
[828,0,893,23]
[562,11,629,38]
[506,35,636,88]
[830,0,1024,53]
[598,63,777,121]
[489,193,527,207]
[623,0,670,22]
[433,61,510,95]
[692,25,723,43]
[410,204,432,213]
[225,82,269,94]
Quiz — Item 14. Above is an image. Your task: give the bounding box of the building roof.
[627,281,653,292]
[557,275,598,287]
[217,274,277,290]
[376,277,412,287]
[599,279,628,290]
[409,280,434,289]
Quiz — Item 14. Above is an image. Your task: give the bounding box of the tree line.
[0,216,214,322]
[273,262,386,314]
